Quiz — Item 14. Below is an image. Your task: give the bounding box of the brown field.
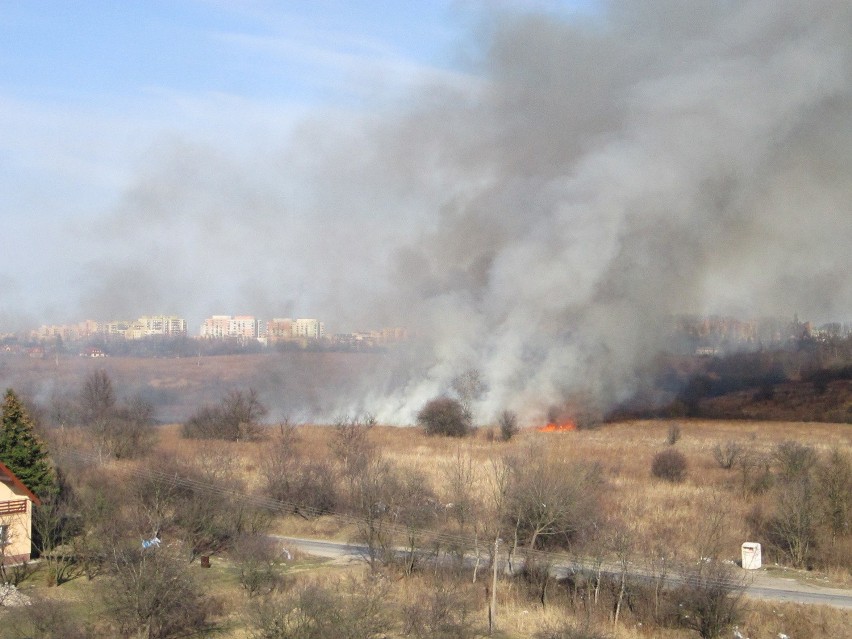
[229,419,852,572]
[3,353,852,637]
[8,417,851,638]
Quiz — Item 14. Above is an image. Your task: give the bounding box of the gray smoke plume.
[79,0,852,424]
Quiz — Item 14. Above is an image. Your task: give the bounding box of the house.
[0,460,41,564]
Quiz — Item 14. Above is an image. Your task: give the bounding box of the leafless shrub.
[261,421,302,505]
[498,410,519,441]
[712,440,742,470]
[0,598,88,639]
[738,452,774,495]
[774,441,818,484]
[182,388,267,441]
[330,416,375,503]
[349,456,402,571]
[248,576,393,639]
[765,476,819,568]
[816,449,852,540]
[506,446,603,552]
[402,577,481,639]
[232,534,288,598]
[291,460,338,517]
[77,370,155,459]
[666,422,682,446]
[672,561,745,639]
[651,449,688,483]
[103,547,215,639]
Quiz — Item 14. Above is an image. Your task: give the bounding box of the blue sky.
[1,1,465,104]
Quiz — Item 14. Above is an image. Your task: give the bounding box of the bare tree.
[79,369,115,425]
[442,449,482,571]
[767,475,819,567]
[506,446,602,552]
[260,421,302,506]
[329,416,375,505]
[451,368,487,419]
[31,477,81,586]
[816,449,852,542]
[673,561,745,639]
[103,546,213,639]
[182,388,267,441]
[77,370,155,459]
[394,468,439,575]
[351,455,401,571]
[232,533,288,598]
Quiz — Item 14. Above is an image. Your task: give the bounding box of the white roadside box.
[741,542,762,569]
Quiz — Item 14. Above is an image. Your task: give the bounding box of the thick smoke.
[81,1,852,424]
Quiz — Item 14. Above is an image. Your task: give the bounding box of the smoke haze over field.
[2,1,852,423]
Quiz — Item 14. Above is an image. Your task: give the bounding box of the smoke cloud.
[78,1,852,424]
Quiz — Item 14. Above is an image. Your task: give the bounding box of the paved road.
[276,536,852,609]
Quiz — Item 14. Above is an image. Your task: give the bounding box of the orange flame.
[537,420,577,432]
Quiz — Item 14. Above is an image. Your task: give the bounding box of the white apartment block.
[200,315,262,339]
[127,316,188,339]
[33,320,99,341]
[292,318,325,339]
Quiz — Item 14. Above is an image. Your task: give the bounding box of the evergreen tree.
[0,388,56,498]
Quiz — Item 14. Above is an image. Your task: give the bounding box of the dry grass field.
[142,418,852,637]
[150,418,852,570]
[3,360,852,638]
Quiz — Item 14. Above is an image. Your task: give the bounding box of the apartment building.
[292,318,324,339]
[266,318,294,343]
[200,315,262,339]
[265,317,325,342]
[33,320,99,341]
[126,316,188,339]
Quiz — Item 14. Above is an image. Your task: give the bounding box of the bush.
[652,449,688,482]
[712,440,742,470]
[774,441,817,483]
[182,389,267,441]
[666,422,682,445]
[672,562,744,638]
[231,534,287,598]
[498,410,519,441]
[417,397,471,437]
[103,548,214,639]
[0,598,88,639]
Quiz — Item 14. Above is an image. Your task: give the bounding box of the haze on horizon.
[2,0,851,423]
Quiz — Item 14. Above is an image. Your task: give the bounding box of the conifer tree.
[0,388,56,498]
